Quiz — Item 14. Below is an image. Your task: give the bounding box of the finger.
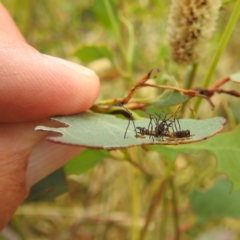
[0,3,25,42]
[0,118,82,227]
[0,33,100,122]
[0,119,82,229]
[27,139,83,187]
[0,121,45,229]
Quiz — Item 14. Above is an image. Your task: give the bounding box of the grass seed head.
[167,0,221,64]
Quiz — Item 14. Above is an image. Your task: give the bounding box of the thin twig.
[209,77,230,90]
[141,83,215,109]
[120,69,160,104]
[139,177,169,240]
[216,89,240,97]
[169,177,180,240]
[126,158,161,178]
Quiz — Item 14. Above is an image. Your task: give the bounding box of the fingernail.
[43,54,96,77]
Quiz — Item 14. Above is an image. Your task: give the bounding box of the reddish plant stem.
[209,77,230,91]
[216,89,240,97]
[120,69,159,104]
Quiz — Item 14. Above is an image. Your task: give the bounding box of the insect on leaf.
[35,112,226,149]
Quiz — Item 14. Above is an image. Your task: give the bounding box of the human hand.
[0,3,100,229]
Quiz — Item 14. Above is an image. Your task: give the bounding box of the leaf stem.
[184,63,198,90]
[139,162,174,240]
[159,190,168,240]
[119,15,135,70]
[182,63,198,114]
[128,148,140,240]
[103,0,133,82]
[139,178,168,240]
[126,157,161,177]
[169,177,180,240]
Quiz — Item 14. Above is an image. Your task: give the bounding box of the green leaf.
[230,72,240,83]
[155,73,178,86]
[92,0,118,31]
[150,126,240,191]
[35,112,225,149]
[25,168,67,202]
[152,91,189,107]
[191,179,240,223]
[64,149,109,175]
[73,45,114,63]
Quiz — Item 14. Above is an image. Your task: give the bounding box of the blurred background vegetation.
[1,0,240,240]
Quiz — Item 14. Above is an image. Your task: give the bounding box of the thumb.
[0,33,100,122]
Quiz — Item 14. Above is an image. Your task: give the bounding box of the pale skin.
[0,4,100,229]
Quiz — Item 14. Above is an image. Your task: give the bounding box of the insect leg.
[120,105,137,138]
